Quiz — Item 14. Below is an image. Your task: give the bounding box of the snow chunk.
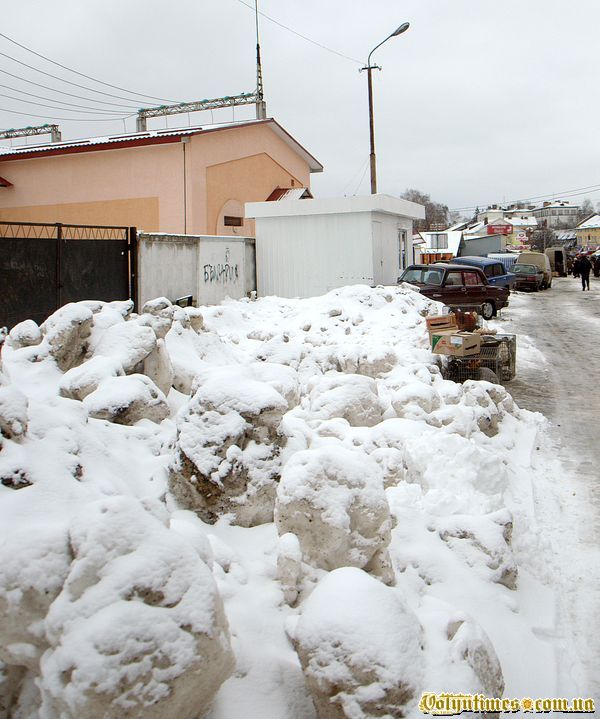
[0,386,28,440]
[275,446,393,582]
[91,320,157,374]
[308,374,384,427]
[0,523,72,670]
[40,497,234,719]
[83,374,169,425]
[292,568,423,718]
[42,303,93,371]
[169,366,289,526]
[7,320,42,349]
[59,355,124,401]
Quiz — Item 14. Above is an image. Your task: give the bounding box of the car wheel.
[481,301,495,320]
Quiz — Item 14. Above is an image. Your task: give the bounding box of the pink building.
[0,119,322,235]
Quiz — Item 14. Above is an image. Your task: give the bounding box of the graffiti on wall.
[203,248,240,284]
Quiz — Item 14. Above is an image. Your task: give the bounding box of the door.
[462,269,487,304]
[372,221,383,285]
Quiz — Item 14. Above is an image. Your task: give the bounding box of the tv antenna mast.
[135,0,267,131]
[255,0,267,119]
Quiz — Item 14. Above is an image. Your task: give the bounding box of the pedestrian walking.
[593,255,600,278]
[573,255,592,290]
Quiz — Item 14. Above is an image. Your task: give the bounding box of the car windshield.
[513,264,538,274]
[401,268,443,285]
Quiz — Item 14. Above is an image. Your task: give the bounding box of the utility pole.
[360,22,410,195]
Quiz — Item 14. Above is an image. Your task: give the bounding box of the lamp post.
[361,22,410,194]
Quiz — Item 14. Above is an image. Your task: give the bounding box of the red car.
[398,263,510,319]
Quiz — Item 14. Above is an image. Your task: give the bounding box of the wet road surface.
[497,275,600,698]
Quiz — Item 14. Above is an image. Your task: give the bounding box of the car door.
[438,269,468,304]
[462,269,487,304]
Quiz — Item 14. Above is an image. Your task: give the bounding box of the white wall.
[371,211,413,284]
[138,234,255,307]
[255,213,374,298]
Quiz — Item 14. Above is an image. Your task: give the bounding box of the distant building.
[575,214,600,248]
[414,230,464,263]
[0,118,323,236]
[532,200,580,229]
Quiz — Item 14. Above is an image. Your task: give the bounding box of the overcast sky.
[2,0,599,213]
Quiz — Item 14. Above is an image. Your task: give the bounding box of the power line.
[0,92,130,116]
[0,68,142,109]
[233,0,363,65]
[0,107,131,122]
[0,50,178,106]
[0,31,179,104]
[0,82,138,113]
[451,183,600,212]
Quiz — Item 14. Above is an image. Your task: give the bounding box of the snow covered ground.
[0,286,586,718]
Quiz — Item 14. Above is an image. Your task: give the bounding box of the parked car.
[517,251,552,288]
[512,263,544,291]
[447,256,516,289]
[398,263,509,319]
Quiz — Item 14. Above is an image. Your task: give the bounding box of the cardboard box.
[430,331,481,357]
[426,313,457,332]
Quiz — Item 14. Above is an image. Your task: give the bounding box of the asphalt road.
[497,275,600,697]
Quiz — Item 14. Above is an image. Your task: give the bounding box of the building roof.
[576,213,600,230]
[266,187,313,201]
[533,201,580,211]
[0,118,324,173]
[504,216,537,227]
[556,229,577,241]
[246,194,426,220]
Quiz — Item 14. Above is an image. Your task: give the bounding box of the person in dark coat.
[573,255,592,290]
[593,255,600,278]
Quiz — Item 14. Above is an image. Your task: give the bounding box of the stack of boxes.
[426,314,481,357]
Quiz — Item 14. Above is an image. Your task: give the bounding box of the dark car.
[447,256,516,289]
[398,263,509,319]
[512,263,544,291]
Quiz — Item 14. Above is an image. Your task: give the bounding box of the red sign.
[487,224,513,235]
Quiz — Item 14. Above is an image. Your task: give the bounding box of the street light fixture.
[360,22,410,194]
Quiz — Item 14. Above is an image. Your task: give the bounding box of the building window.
[431,233,448,249]
[224,216,244,227]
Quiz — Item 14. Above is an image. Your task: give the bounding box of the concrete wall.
[138,233,255,307]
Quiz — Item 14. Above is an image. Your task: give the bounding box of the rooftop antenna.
[255,0,267,119]
[0,124,61,143]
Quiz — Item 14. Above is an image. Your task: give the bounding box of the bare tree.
[401,189,449,232]
[531,227,555,252]
[577,198,595,223]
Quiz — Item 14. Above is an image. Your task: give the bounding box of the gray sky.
[2,0,599,213]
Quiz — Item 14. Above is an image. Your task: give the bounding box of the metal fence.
[0,221,137,328]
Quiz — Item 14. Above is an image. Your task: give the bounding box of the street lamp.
[360,22,410,194]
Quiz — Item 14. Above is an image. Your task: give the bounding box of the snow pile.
[0,286,565,718]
